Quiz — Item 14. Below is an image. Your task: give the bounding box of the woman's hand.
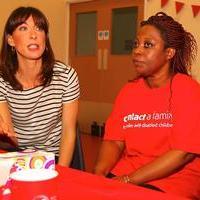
[118,149,195,186]
[0,102,18,146]
[112,175,132,184]
[0,115,18,146]
[0,115,11,135]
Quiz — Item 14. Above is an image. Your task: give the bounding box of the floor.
[80,133,102,172]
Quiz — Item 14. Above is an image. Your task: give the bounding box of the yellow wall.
[144,0,200,82]
[0,0,68,62]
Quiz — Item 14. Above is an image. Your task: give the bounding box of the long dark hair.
[0,6,55,90]
[140,12,197,75]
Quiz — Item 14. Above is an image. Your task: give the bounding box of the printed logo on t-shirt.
[123,111,173,129]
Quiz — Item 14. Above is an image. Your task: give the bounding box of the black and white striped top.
[0,62,80,155]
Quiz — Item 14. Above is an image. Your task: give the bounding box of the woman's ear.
[7,34,15,47]
[166,48,176,60]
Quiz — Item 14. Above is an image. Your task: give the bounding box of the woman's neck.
[16,60,42,89]
[144,72,172,88]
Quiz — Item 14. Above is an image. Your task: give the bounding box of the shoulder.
[53,61,78,80]
[173,73,200,104]
[114,78,142,103]
[118,78,143,95]
[174,73,200,85]
[54,61,75,73]
[173,73,200,94]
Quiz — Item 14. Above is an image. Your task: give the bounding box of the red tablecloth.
[1,165,189,200]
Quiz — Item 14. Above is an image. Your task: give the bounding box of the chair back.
[70,124,85,170]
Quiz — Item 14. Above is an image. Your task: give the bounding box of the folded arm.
[116,149,195,185]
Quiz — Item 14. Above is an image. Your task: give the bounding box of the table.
[0,165,188,200]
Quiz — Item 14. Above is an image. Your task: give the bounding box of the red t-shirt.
[104,73,200,199]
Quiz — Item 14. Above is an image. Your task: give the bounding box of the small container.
[91,121,99,136]
[100,123,105,137]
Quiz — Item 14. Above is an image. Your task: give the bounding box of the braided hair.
[141,12,197,75]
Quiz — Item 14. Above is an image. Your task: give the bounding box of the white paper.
[98,31,104,40]
[0,159,14,186]
[103,30,109,40]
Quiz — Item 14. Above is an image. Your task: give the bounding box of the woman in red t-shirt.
[94,12,200,199]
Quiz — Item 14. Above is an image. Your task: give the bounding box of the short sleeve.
[170,77,200,154]
[63,67,80,103]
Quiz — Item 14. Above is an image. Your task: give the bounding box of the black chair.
[70,124,85,171]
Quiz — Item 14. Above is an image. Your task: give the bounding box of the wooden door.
[69,0,144,132]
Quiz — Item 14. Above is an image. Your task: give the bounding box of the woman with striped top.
[0,6,80,167]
